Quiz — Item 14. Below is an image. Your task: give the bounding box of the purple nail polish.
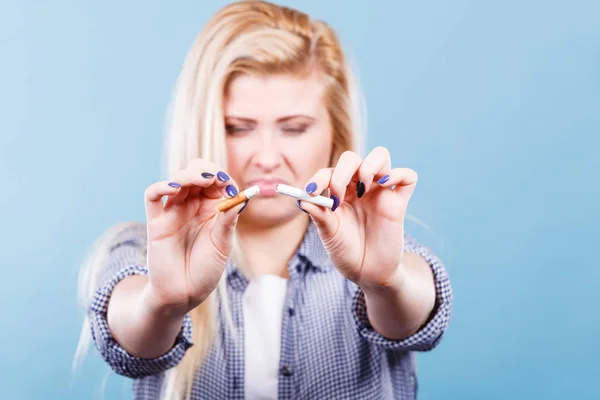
[306,182,317,194]
[330,194,339,212]
[168,182,181,188]
[296,199,309,214]
[226,185,238,197]
[217,171,230,182]
[201,172,215,178]
[377,174,390,184]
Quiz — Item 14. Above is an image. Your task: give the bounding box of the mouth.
[245,179,288,197]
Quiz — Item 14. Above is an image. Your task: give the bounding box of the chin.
[239,198,301,226]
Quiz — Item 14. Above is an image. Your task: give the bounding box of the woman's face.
[224,71,333,227]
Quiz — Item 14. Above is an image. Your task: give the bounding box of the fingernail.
[330,194,339,212]
[238,200,249,214]
[356,181,365,198]
[377,174,390,184]
[217,171,230,182]
[201,172,215,178]
[305,182,317,194]
[168,182,181,188]
[226,185,238,197]
[296,199,309,214]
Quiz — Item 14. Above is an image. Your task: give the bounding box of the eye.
[282,124,309,135]
[225,124,252,135]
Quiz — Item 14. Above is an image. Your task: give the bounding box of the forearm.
[362,251,436,340]
[107,275,187,359]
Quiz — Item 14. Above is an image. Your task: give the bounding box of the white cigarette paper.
[243,185,261,199]
[275,184,334,209]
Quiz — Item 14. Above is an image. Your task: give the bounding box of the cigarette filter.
[217,185,260,212]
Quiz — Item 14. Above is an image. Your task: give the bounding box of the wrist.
[139,282,190,325]
[360,261,409,298]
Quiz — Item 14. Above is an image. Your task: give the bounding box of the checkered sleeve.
[352,233,452,352]
[87,224,193,378]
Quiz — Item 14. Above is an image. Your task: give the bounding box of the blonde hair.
[75,1,366,398]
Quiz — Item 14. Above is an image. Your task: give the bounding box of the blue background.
[1,0,599,399]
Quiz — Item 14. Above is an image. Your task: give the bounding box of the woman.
[75,1,453,399]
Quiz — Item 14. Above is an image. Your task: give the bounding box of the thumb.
[298,200,340,242]
[209,201,246,255]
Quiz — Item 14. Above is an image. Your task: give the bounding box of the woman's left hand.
[299,147,417,292]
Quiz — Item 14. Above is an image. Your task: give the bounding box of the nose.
[252,132,282,171]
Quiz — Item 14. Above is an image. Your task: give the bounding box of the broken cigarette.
[217,185,261,212]
[275,184,334,209]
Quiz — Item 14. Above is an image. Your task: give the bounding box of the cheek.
[225,141,248,176]
[285,131,332,173]
[308,126,334,167]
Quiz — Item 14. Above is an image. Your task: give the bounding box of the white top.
[243,274,289,399]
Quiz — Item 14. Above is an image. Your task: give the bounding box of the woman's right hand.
[141,158,246,317]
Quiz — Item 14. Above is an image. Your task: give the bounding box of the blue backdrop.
[1,0,598,399]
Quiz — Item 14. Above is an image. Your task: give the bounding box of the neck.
[236,214,310,279]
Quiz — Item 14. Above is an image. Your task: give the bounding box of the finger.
[329,151,362,208]
[144,181,183,219]
[202,169,240,200]
[186,159,239,200]
[303,167,334,197]
[376,167,418,188]
[162,168,216,207]
[209,197,246,257]
[167,165,238,205]
[356,146,392,196]
[298,199,340,242]
[377,167,418,200]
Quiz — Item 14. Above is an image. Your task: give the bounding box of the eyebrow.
[224,114,316,123]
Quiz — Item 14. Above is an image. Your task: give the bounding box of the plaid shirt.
[89,221,452,399]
